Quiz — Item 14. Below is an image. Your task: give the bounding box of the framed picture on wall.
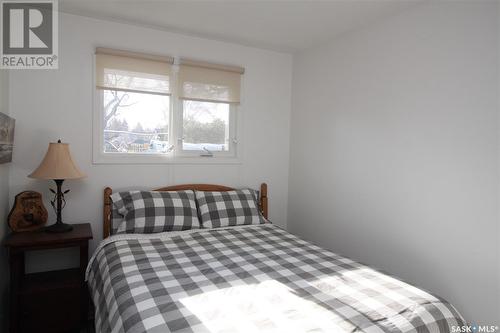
[0,112,15,164]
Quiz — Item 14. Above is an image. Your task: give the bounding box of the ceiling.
[59,0,422,53]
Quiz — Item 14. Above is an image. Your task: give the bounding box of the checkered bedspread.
[86,224,465,333]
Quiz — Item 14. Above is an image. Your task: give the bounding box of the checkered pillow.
[195,189,267,228]
[110,190,200,234]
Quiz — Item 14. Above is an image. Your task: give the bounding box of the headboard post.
[260,183,268,219]
[103,187,112,239]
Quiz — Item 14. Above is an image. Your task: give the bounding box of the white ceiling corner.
[59,0,423,53]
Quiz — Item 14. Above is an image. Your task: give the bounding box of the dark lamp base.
[45,222,73,233]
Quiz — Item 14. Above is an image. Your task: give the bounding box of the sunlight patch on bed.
[180,280,355,333]
[310,267,435,331]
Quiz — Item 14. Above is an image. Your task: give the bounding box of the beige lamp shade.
[29,141,86,180]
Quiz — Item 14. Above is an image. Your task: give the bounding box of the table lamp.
[29,140,86,233]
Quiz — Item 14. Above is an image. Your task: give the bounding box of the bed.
[87,183,465,333]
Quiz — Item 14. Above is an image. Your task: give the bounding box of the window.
[181,100,231,153]
[103,90,170,154]
[93,48,243,163]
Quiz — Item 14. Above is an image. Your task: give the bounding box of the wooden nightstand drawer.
[20,268,82,293]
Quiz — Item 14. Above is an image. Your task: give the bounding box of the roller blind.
[178,59,244,104]
[95,48,173,96]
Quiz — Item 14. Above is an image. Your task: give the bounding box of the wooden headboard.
[103,183,268,238]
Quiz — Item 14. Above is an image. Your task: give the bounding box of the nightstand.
[5,223,93,333]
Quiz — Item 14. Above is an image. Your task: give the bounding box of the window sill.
[92,153,242,165]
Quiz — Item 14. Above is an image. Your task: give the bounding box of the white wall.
[289,1,499,324]
[8,13,292,271]
[0,69,10,330]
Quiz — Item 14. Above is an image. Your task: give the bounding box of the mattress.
[86,224,465,333]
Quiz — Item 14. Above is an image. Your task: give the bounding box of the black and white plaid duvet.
[195,189,266,228]
[111,190,200,234]
[87,224,465,333]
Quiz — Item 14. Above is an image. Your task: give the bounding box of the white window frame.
[92,56,241,165]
